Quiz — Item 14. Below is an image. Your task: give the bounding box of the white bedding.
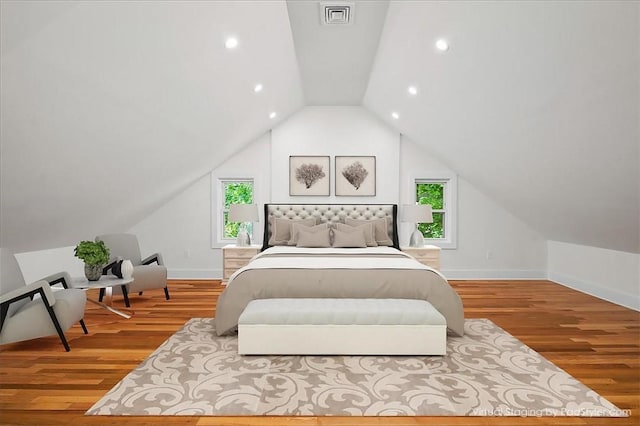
[215,244,465,337]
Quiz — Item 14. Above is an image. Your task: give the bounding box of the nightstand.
[222,244,261,285]
[401,245,441,270]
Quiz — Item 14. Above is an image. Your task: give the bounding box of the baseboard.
[167,269,222,280]
[166,268,639,311]
[442,269,546,280]
[548,271,640,311]
[169,268,546,281]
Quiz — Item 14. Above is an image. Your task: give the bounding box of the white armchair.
[0,272,87,352]
[95,234,169,307]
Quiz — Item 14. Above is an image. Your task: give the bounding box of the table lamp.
[402,204,433,247]
[228,204,259,246]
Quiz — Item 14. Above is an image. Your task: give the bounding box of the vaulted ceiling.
[1,1,638,254]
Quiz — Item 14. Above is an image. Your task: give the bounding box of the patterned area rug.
[87,318,626,417]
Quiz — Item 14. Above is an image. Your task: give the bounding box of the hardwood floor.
[0,279,638,425]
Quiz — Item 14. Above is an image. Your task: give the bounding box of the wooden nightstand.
[222,244,261,285]
[401,245,441,270]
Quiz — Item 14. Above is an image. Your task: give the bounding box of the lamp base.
[409,226,424,247]
[236,224,251,247]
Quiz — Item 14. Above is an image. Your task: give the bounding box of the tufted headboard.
[262,204,399,250]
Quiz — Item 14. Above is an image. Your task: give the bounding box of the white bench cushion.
[238,298,447,356]
[239,298,446,325]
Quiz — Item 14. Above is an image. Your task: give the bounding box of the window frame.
[212,174,257,247]
[411,173,457,249]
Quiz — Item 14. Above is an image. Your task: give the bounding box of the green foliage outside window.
[416,182,445,239]
[224,182,253,238]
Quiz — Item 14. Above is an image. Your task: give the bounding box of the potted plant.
[74,240,110,281]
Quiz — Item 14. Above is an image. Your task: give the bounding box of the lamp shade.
[228,204,259,222]
[402,204,433,223]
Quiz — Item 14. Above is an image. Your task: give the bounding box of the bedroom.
[0,0,638,424]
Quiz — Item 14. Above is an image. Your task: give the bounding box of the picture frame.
[335,156,376,196]
[289,156,330,196]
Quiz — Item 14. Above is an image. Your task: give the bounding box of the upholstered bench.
[237,298,447,355]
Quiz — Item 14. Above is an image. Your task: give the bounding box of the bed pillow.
[268,217,317,246]
[335,223,377,247]
[289,223,329,245]
[296,228,331,248]
[331,228,367,248]
[345,217,394,246]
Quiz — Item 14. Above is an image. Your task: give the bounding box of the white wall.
[128,133,271,279]
[0,106,549,285]
[271,107,399,203]
[548,241,640,310]
[128,173,217,279]
[400,137,547,278]
[129,106,547,280]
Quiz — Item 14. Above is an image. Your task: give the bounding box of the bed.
[214,204,464,337]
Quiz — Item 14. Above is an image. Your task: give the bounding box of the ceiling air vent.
[320,2,354,25]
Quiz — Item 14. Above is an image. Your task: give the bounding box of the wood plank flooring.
[0,279,638,425]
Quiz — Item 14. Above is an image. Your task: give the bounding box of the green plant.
[224,182,253,238]
[74,240,110,265]
[416,183,445,238]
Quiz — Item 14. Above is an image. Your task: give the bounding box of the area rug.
[86,318,627,417]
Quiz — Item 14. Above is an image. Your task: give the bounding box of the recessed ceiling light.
[408,86,418,96]
[391,112,399,120]
[254,83,263,93]
[269,112,277,119]
[225,37,239,49]
[435,38,449,52]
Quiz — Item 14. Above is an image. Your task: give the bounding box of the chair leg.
[98,288,105,302]
[79,319,88,334]
[164,286,170,300]
[43,302,70,352]
[121,285,131,308]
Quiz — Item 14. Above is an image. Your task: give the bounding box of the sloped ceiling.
[0,0,304,251]
[365,1,639,253]
[1,1,638,255]
[287,0,389,105]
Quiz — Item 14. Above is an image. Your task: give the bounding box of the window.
[215,178,255,245]
[414,174,457,249]
[416,182,445,238]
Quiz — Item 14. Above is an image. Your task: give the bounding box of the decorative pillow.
[296,228,331,248]
[289,223,329,245]
[335,223,377,247]
[345,217,393,246]
[268,217,316,246]
[331,228,367,248]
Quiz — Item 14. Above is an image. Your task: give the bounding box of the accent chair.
[0,272,88,352]
[95,234,169,307]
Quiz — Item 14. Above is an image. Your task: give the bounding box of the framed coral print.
[335,156,376,196]
[289,156,330,196]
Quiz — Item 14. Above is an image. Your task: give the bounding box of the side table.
[401,245,442,270]
[71,276,135,319]
[222,244,261,285]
